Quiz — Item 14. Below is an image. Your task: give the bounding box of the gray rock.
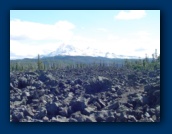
[34,107,47,119]
[32,80,44,88]
[84,116,96,122]
[106,116,115,122]
[39,73,55,82]
[70,111,86,122]
[46,102,61,116]
[155,105,160,116]
[18,77,28,88]
[82,107,96,115]
[59,107,68,117]
[69,118,78,122]
[70,97,87,112]
[128,115,137,122]
[74,78,83,85]
[12,111,24,122]
[144,112,150,118]
[22,91,30,97]
[97,99,106,108]
[93,110,114,122]
[55,115,68,122]
[84,76,112,94]
[105,101,120,110]
[42,116,49,122]
[25,107,35,117]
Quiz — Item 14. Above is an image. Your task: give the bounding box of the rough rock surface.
[10,67,160,122]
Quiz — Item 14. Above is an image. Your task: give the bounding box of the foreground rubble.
[10,67,160,122]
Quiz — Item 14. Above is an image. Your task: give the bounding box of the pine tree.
[37,54,43,70]
[157,54,160,62]
[15,62,19,71]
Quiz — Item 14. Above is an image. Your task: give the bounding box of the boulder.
[18,77,28,88]
[46,102,62,117]
[12,111,24,122]
[34,107,47,119]
[84,76,112,94]
[69,97,87,112]
[39,73,55,82]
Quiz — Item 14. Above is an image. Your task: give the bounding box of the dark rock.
[74,78,83,85]
[46,102,62,117]
[12,111,24,122]
[10,83,14,90]
[69,118,78,122]
[116,105,129,113]
[124,103,133,108]
[117,89,124,95]
[10,65,160,122]
[144,112,150,118]
[93,110,114,122]
[155,105,160,117]
[37,89,45,97]
[32,80,44,88]
[131,110,143,120]
[128,115,137,122]
[140,78,147,84]
[85,116,96,122]
[34,107,47,119]
[70,111,86,122]
[24,107,34,117]
[105,101,120,110]
[93,102,101,110]
[97,99,106,108]
[50,87,60,95]
[114,85,121,91]
[59,81,67,89]
[106,116,115,122]
[32,119,43,122]
[82,107,96,115]
[70,97,87,112]
[59,107,68,117]
[51,115,68,122]
[148,108,156,115]
[128,74,137,81]
[84,76,112,94]
[22,91,30,97]
[39,73,55,82]
[18,77,28,88]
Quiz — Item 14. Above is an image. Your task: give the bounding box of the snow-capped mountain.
[47,44,83,57]
[44,44,139,59]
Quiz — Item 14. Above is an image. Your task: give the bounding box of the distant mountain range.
[40,44,140,59]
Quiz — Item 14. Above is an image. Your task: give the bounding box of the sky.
[10,10,160,59]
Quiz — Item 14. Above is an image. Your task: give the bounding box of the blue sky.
[10,10,160,59]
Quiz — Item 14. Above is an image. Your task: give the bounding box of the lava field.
[10,66,160,122]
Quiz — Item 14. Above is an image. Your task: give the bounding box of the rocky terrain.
[10,66,160,122]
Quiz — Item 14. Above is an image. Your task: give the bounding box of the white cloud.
[10,19,76,59]
[10,19,75,41]
[115,10,146,20]
[10,19,159,59]
[91,30,159,58]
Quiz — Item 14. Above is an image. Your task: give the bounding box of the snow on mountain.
[44,44,140,59]
[47,44,81,56]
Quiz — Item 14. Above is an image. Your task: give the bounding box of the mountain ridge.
[42,44,140,59]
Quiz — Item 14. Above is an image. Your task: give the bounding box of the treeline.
[124,50,160,71]
[10,50,160,72]
[10,55,119,72]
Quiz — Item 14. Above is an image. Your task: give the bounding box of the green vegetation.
[10,50,160,72]
[124,49,160,71]
[37,54,44,70]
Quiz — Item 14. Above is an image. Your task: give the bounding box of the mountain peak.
[45,44,140,59]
